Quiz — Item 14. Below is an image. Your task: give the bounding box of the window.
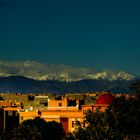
[83,121,85,127]
[72,120,74,128]
[21,117,24,121]
[58,102,62,107]
[15,111,18,116]
[8,111,13,116]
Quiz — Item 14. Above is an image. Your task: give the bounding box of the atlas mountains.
[0,60,137,94]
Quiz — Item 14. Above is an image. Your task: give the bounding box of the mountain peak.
[0,60,136,81]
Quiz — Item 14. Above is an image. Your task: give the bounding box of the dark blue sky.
[0,0,140,74]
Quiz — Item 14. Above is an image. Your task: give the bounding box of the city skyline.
[0,0,140,74]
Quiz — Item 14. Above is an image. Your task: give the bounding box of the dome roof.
[95,93,114,105]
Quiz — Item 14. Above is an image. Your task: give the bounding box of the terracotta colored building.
[0,101,22,138]
[0,93,115,134]
[19,93,115,132]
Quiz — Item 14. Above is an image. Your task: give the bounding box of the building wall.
[42,110,84,132]
[18,103,110,132]
[48,98,68,107]
[82,105,93,112]
[0,102,11,107]
[0,108,4,136]
[19,112,39,123]
[19,110,85,132]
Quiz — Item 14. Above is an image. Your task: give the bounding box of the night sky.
[0,0,140,74]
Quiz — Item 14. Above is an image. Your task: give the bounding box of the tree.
[4,120,41,140]
[74,96,140,140]
[5,117,65,140]
[43,121,65,140]
[129,80,140,95]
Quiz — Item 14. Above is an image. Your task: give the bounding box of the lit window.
[8,111,13,116]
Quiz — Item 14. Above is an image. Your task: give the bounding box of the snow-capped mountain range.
[0,60,136,82]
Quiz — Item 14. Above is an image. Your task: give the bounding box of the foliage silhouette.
[5,117,65,140]
[73,96,140,140]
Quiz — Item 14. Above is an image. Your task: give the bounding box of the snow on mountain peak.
[0,60,136,81]
[116,71,135,80]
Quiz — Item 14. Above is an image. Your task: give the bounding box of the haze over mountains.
[0,60,136,82]
[0,60,137,94]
